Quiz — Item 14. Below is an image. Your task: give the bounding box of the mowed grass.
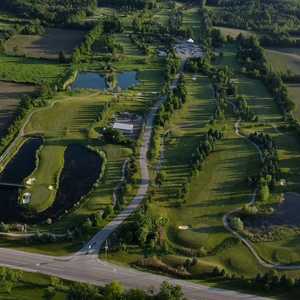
[5,28,86,59]
[165,130,258,251]
[24,91,106,139]
[0,55,67,84]
[156,75,216,201]
[182,6,201,42]
[25,144,66,213]
[0,81,36,137]
[154,74,258,252]
[265,48,300,75]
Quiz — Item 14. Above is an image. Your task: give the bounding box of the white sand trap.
[178,225,190,230]
[48,185,54,191]
[26,178,36,185]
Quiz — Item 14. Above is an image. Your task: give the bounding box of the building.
[113,122,134,134]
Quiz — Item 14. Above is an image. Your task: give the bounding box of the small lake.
[41,144,102,220]
[0,138,42,222]
[71,71,138,91]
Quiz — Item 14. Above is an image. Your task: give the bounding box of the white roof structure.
[113,122,134,132]
[187,38,194,43]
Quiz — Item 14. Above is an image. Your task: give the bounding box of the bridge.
[0,182,25,188]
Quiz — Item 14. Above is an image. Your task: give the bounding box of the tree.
[103,281,124,300]
[156,281,186,300]
[43,287,56,300]
[230,217,244,232]
[67,283,99,300]
[258,182,270,202]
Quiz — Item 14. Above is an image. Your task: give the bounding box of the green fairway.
[24,144,66,213]
[0,54,66,84]
[214,26,254,38]
[24,91,106,139]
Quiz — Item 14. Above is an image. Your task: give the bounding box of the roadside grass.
[0,54,67,84]
[0,271,67,300]
[5,28,86,59]
[0,81,36,138]
[265,48,300,75]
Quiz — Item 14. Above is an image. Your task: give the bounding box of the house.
[187,38,194,43]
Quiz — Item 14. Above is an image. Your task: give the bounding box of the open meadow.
[0,55,66,84]
[5,28,86,59]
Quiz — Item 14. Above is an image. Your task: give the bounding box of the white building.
[113,122,134,134]
[22,193,31,205]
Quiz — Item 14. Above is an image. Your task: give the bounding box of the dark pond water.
[0,138,42,222]
[71,71,138,91]
[71,72,107,91]
[41,144,102,220]
[244,193,300,229]
[117,71,138,89]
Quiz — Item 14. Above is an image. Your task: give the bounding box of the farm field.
[0,55,66,84]
[265,48,300,74]
[5,28,86,59]
[0,81,36,138]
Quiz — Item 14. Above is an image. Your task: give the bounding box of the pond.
[71,71,138,91]
[244,192,300,229]
[0,138,42,222]
[41,144,102,220]
[71,72,107,91]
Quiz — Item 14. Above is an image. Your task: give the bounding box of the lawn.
[0,54,67,84]
[265,48,300,75]
[0,81,36,138]
[5,28,86,59]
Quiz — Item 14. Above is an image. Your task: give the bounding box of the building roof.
[113,122,134,131]
[187,38,194,43]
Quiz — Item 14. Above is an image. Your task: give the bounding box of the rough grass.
[0,81,36,138]
[287,83,300,121]
[5,28,86,59]
[214,26,254,38]
[265,48,300,75]
[0,54,67,84]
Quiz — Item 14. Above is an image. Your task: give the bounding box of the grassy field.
[0,270,67,300]
[5,28,86,59]
[287,83,300,120]
[214,26,254,39]
[265,48,300,75]
[0,55,67,84]
[0,81,36,138]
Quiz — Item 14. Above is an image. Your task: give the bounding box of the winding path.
[223,116,300,270]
